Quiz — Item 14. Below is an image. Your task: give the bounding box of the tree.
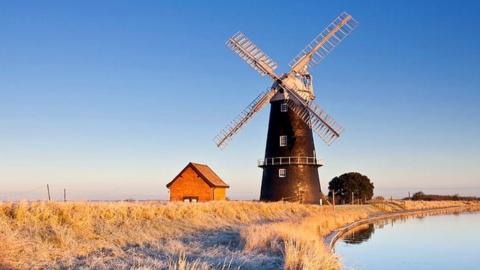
[328,172,374,204]
[411,191,425,200]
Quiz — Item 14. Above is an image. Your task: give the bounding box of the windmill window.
[280,103,288,112]
[279,168,286,178]
[279,135,287,147]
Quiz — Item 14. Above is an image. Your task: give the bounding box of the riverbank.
[333,208,480,270]
[0,200,478,269]
[325,203,480,250]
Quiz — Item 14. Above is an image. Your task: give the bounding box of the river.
[334,212,480,270]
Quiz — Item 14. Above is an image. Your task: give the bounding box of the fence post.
[46,184,51,201]
[333,192,335,212]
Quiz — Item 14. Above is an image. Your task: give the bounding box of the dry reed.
[0,200,476,269]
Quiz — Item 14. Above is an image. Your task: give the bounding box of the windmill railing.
[258,156,323,167]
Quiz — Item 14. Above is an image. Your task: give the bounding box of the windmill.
[214,12,358,204]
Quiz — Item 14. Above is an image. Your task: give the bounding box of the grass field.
[0,200,478,270]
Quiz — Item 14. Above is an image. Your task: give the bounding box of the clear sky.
[1,1,479,201]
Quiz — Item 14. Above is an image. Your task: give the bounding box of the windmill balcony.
[258,156,323,167]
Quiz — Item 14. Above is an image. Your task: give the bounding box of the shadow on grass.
[51,228,283,270]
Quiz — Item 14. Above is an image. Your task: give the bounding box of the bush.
[328,172,374,204]
[408,191,479,201]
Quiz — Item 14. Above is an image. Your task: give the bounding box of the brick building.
[166,162,229,202]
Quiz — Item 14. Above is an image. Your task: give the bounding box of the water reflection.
[336,212,480,270]
[340,215,413,245]
[341,223,375,244]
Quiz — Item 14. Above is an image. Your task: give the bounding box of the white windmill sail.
[215,13,357,149]
[289,12,358,74]
[226,32,279,79]
[214,88,276,148]
[281,85,344,145]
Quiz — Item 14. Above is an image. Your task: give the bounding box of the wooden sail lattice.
[215,12,357,149]
[289,12,358,73]
[226,32,279,78]
[214,88,276,148]
[283,86,344,145]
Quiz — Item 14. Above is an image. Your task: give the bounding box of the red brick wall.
[213,188,227,200]
[169,167,213,201]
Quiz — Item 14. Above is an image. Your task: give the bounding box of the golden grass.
[0,201,319,269]
[0,200,477,269]
[240,207,368,270]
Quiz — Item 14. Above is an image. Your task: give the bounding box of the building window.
[279,135,287,147]
[183,197,199,203]
[279,168,286,178]
[280,103,288,112]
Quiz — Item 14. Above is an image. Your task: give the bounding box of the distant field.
[0,200,478,270]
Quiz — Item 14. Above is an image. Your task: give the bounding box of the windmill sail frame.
[281,84,344,145]
[226,32,279,79]
[289,12,358,73]
[215,11,357,149]
[214,88,276,148]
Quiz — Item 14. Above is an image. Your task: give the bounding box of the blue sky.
[1,1,479,200]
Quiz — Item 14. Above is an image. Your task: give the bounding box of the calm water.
[335,212,480,270]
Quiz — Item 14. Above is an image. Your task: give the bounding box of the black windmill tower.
[214,12,358,204]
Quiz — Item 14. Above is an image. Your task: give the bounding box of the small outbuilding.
[166,162,229,202]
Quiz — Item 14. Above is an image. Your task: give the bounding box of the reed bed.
[0,200,476,270]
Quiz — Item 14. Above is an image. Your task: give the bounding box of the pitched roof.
[166,162,229,188]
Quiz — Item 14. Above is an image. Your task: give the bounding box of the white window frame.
[183,196,199,203]
[280,102,288,112]
[279,168,286,178]
[279,135,287,147]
